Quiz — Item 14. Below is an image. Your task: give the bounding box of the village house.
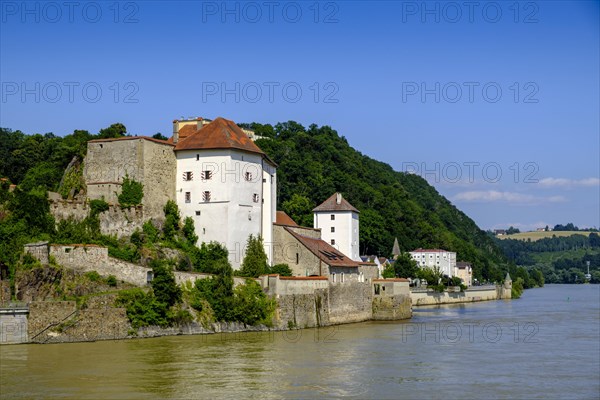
[455,261,473,286]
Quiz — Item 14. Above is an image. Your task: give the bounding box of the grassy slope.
[499,231,593,241]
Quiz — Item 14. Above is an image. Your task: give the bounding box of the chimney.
[197,117,205,131]
[172,119,180,144]
[336,193,342,205]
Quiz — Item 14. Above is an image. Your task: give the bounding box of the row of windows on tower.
[184,192,259,203]
[183,171,254,181]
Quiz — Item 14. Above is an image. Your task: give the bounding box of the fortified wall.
[49,244,250,287]
[49,199,145,238]
[84,137,176,221]
[410,285,510,306]
[261,275,412,329]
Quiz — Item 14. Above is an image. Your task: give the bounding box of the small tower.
[502,272,513,299]
[313,193,360,261]
[392,237,400,260]
[504,272,512,289]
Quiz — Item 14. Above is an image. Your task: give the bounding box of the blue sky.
[1,0,599,231]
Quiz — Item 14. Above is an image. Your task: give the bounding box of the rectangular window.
[245,172,252,181]
[296,253,299,265]
[195,211,201,216]
[183,171,193,181]
[331,227,335,233]
[196,154,200,161]
[202,191,211,202]
[331,214,335,220]
[253,193,259,203]
[185,192,191,203]
[201,170,212,180]
[331,239,335,245]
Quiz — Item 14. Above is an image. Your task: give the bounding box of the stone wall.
[50,244,251,288]
[264,276,407,329]
[28,301,77,342]
[372,295,412,320]
[49,200,145,238]
[84,137,176,221]
[27,300,130,344]
[24,242,49,265]
[0,311,29,344]
[327,281,372,325]
[410,286,503,306]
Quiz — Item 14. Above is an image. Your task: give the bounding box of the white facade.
[314,210,360,261]
[176,149,276,268]
[410,249,457,277]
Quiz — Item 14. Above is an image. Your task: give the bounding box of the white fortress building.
[410,248,457,278]
[172,117,277,268]
[313,193,361,262]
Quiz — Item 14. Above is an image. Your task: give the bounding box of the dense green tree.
[98,123,127,139]
[182,217,198,244]
[163,200,181,240]
[281,194,314,227]
[193,242,229,274]
[269,263,293,276]
[150,260,182,307]
[152,132,168,141]
[393,253,419,278]
[239,235,269,277]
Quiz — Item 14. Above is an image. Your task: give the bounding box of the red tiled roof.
[166,124,198,144]
[88,136,173,146]
[313,193,359,213]
[279,276,329,281]
[410,248,450,253]
[373,278,410,282]
[284,227,360,268]
[275,211,298,226]
[174,117,262,154]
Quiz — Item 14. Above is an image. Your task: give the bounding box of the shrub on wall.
[118,175,143,207]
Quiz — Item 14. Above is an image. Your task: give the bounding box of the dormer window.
[183,171,193,181]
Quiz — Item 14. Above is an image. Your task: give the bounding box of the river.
[1,284,598,399]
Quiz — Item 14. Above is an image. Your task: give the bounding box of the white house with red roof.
[409,248,457,278]
[172,117,277,268]
[313,193,360,262]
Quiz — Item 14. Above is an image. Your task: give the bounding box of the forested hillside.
[1,121,509,282]
[248,121,508,281]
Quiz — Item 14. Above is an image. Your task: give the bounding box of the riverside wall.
[262,275,412,329]
[410,285,510,306]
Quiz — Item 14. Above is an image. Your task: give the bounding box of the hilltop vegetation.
[495,233,600,284]
[2,121,509,283]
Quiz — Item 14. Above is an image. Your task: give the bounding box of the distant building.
[455,261,473,286]
[494,229,506,236]
[410,248,457,277]
[313,193,360,261]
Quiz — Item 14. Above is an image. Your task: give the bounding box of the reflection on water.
[1,285,599,399]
